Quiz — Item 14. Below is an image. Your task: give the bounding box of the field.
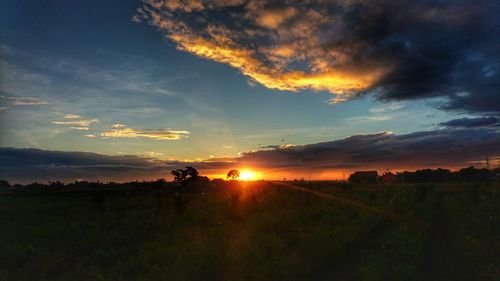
[0,182,499,281]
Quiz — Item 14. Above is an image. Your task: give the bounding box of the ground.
[0,182,499,281]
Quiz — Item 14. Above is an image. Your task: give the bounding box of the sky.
[1,0,499,183]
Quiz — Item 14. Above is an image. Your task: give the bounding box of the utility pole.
[486,156,490,169]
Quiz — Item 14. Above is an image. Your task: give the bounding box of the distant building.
[348,171,379,184]
[380,172,397,184]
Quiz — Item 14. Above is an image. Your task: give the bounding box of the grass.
[0,182,499,281]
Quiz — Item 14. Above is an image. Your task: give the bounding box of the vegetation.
[0,178,498,281]
[397,167,498,183]
[171,166,200,185]
[347,167,500,184]
[227,169,240,181]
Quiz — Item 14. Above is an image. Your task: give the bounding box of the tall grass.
[0,182,498,281]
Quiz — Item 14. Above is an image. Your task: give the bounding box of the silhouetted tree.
[171,166,200,186]
[458,166,491,182]
[397,168,458,183]
[185,166,199,179]
[48,181,64,190]
[171,169,188,183]
[0,180,10,189]
[227,169,240,180]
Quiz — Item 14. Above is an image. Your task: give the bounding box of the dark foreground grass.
[0,182,498,281]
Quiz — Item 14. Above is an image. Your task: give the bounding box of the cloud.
[439,117,499,128]
[346,114,396,123]
[0,147,234,183]
[100,124,190,140]
[136,0,391,95]
[137,0,500,114]
[147,151,164,157]
[346,102,409,122]
[1,96,48,105]
[63,114,82,119]
[369,102,405,114]
[0,147,175,183]
[51,114,98,131]
[2,126,499,182]
[0,43,183,123]
[235,128,500,171]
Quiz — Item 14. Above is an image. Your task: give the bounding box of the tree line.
[396,166,499,183]
[0,166,498,192]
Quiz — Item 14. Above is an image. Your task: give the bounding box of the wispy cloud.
[52,114,98,130]
[100,124,190,140]
[346,114,397,123]
[147,151,164,157]
[0,43,182,117]
[439,117,499,128]
[369,102,406,114]
[347,102,411,123]
[63,114,82,119]
[1,96,48,106]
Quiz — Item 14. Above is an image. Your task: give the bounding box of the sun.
[239,170,256,181]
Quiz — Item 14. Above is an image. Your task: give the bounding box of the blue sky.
[0,0,459,158]
[1,0,499,181]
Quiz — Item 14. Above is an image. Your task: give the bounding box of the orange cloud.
[100,124,190,140]
[52,116,98,131]
[137,0,392,98]
[256,7,297,29]
[168,28,387,94]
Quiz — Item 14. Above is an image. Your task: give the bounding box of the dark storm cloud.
[137,0,500,112]
[362,1,499,110]
[237,129,500,170]
[439,117,499,128]
[2,126,499,183]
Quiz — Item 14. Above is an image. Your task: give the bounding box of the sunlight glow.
[239,170,256,181]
